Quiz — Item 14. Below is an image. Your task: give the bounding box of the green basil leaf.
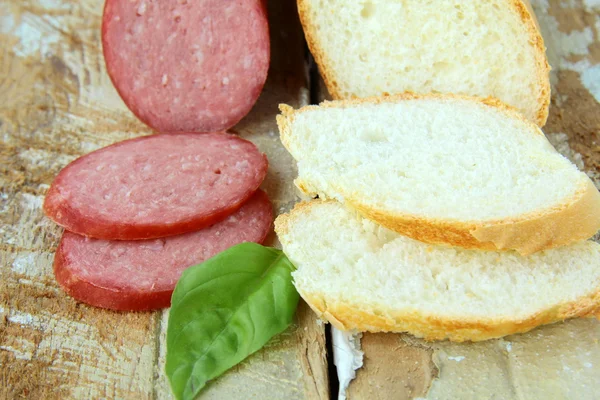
[165,242,299,400]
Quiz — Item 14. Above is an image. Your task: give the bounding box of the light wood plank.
[0,0,328,398]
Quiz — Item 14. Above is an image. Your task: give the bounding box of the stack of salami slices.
[44,133,272,311]
[44,0,273,311]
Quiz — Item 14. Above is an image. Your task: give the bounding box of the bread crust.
[299,290,600,342]
[512,0,551,125]
[350,179,600,255]
[274,201,600,342]
[471,179,600,254]
[297,0,551,126]
[277,94,600,255]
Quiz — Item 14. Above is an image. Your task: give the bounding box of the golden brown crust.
[348,201,498,251]
[298,290,600,342]
[297,0,551,126]
[296,0,344,99]
[351,179,600,255]
[275,201,600,341]
[277,94,600,254]
[279,91,538,130]
[471,179,600,254]
[509,0,551,126]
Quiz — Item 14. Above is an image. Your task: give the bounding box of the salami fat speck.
[102,0,270,133]
[44,133,268,240]
[53,190,272,311]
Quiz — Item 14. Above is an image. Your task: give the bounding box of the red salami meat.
[54,190,272,311]
[102,0,270,133]
[44,133,268,240]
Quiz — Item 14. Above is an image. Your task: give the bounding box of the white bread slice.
[275,201,600,342]
[298,0,550,126]
[277,94,600,255]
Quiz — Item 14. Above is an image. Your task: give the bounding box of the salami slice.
[54,190,273,311]
[44,133,268,240]
[102,0,270,133]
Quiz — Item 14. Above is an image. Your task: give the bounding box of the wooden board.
[0,0,329,399]
[337,1,600,398]
[4,0,600,398]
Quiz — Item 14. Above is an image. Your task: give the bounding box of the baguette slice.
[298,0,550,126]
[277,94,600,255]
[275,201,600,342]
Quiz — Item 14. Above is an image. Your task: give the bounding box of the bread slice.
[275,201,600,342]
[298,0,550,126]
[277,94,600,255]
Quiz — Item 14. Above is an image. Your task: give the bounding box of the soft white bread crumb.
[275,201,600,342]
[298,0,550,125]
[277,94,600,254]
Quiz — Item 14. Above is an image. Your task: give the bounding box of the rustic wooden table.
[1,0,599,399]
[0,1,327,398]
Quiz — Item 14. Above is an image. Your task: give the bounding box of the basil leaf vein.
[165,242,299,400]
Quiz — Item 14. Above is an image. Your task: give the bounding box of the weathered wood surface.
[340,1,600,399]
[0,0,328,399]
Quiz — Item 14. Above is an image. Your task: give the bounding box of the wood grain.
[0,0,328,399]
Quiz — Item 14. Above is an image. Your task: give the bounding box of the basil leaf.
[165,242,299,400]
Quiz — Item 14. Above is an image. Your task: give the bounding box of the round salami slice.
[54,190,273,311]
[44,133,268,240]
[102,0,270,133]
